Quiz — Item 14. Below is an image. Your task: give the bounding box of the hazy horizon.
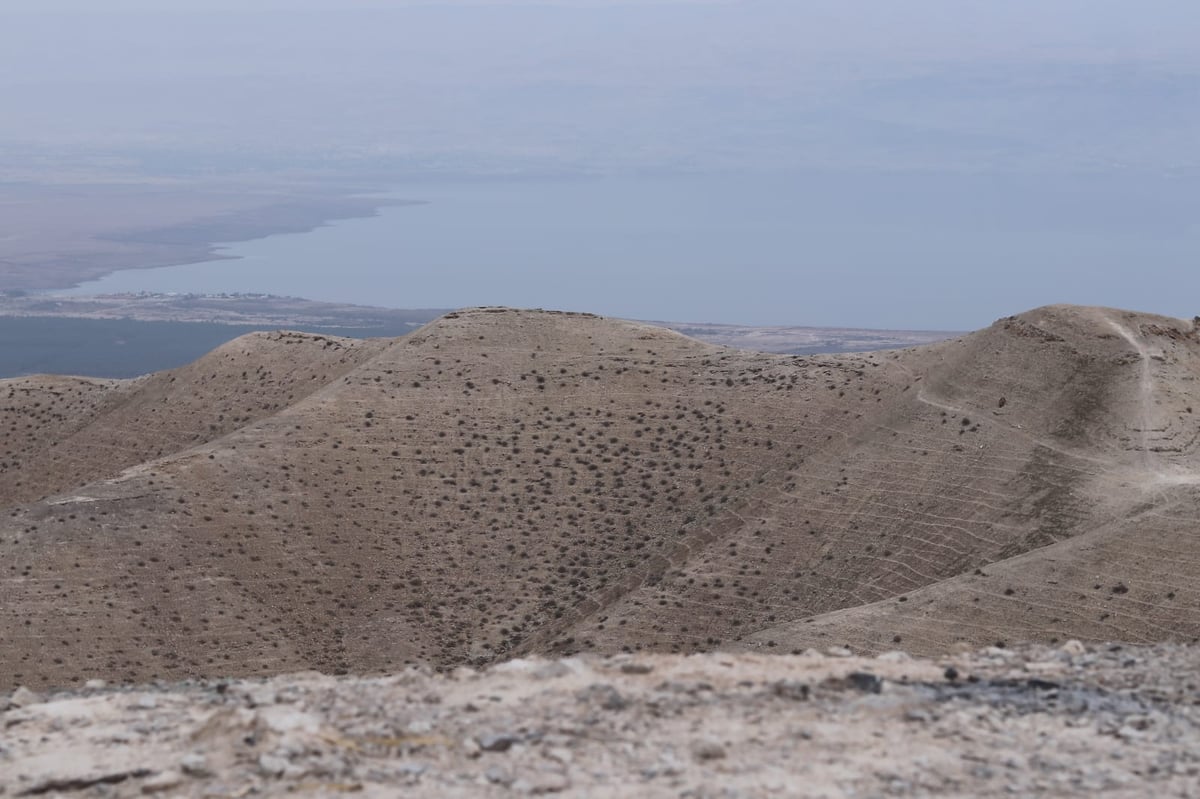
[2,0,1199,327]
[66,171,1199,331]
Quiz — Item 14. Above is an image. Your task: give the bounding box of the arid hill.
[0,331,386,507]
[3,305,1199,690]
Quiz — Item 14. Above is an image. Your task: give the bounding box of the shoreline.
[0,292,960,357]
[0,181,422,293]
[0,291,448,329]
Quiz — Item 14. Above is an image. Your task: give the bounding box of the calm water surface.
[71,172,1200,329]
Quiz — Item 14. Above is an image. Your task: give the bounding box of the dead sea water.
[69,171,1200,329]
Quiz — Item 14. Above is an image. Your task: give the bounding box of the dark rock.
[771,680,810,701]
[18,769,153,795]
[847,672,883,694]
[692,741,726,761]
[477,733,519,753]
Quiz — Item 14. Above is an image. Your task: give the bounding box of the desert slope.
[733,306,1200,655]
[564,305,1200,655]
[3,305,1200,690]
[0,330,386,507]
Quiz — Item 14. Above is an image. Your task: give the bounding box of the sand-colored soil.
[2,306,1200,692]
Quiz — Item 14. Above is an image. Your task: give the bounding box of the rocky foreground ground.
[3,644,1200,797]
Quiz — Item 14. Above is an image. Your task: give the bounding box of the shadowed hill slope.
[737,306,1200,655]
[1,374,126,503]
[0,331,386,507]
[3,305,1199,689]
[586,305,1200,656]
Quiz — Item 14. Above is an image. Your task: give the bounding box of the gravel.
[3,643,1200,797]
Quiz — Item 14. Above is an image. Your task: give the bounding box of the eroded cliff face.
[4,643,1199,798]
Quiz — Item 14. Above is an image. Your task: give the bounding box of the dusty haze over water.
[72,172,1200,329]
[5,0,1200,326]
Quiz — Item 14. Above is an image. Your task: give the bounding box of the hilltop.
[0,292,955,380]
[2,305,1200,690]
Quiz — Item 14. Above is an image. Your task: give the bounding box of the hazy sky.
[4,0,1197,172]
[4,1,1200,327]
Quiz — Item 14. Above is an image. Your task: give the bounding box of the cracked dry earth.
[4,643,1200,798]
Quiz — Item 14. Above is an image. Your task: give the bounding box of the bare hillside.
[3,305,1200,690]
[0,331,386,507]
[736,306,1200,655]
